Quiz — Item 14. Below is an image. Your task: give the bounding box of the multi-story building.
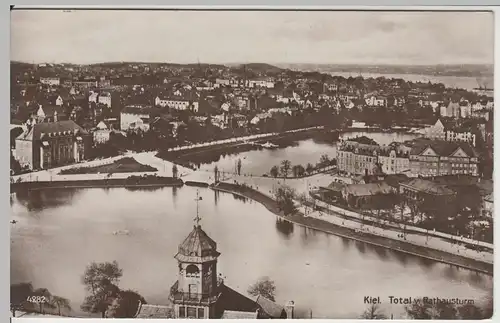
[377,144,411,175]
[425,119,477,147]
[444,125,477,147]
[364,95,387,107]
[120,105,155,131]
[15,120,89,170]
[408,139,479,178]
[399,178,457,217]
[98,92,112,108]
[155,96,199,113]
[423,119,446,140]
[36,105,67,123]
[336,138,380,176]
[39,77,60,86]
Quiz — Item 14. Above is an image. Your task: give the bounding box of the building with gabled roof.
[407,138,479,178]
[15,120,89,170]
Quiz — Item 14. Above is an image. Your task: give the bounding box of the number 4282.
[26,296,47,303]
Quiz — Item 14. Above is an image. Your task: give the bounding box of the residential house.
[442,101,460,118]
[336,138,380,176]
[120,105,156,132]
[444,123,477,147]
[341,182,394,208]
[15,120,89,170]
[459,101,472,118]
[423,119,446,140]
[98,92,112,108]
[407,139,479,177]
[55,95,64,106]
[481,193,493,218]
[93,120,112,144]
[155,96,199,113]
[399,178,457,216]
[89,92,99,104]
[364,95,387,107]
[248,79,275,89]
[377,143,411,175]
[36,105,67,123]
[39,77,60,86]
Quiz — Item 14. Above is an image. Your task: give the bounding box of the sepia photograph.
[9,8,494,320]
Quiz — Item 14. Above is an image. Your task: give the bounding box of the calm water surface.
[11,186,492,319]
[199,131,419,175]
[330,72,493,91]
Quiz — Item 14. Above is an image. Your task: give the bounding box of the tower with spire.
[169,190,221,319]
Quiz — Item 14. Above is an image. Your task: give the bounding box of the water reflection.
[392,250,409,266]
[372,245,389,260]
[214,190,219,206]
[232,194,248,203]
[443,265,459,281]
[275,218,294,238]
[418,257,436,270]
[15,188,80,211]
[354,240,366,254]
[341,237,351,250]
[125,187,163,192]
[10,186,492,319]
[172,186,178,208]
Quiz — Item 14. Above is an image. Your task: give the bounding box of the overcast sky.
[10,10,494,65]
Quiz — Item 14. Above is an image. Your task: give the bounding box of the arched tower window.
[186,264,200,278]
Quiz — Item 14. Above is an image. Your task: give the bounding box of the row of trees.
[269,154,335,179]
[361,298,492,320]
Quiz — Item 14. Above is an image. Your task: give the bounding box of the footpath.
[211,182,493,275]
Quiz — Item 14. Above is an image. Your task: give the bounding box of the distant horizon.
[11,11,493,66]
[11,60,495,68]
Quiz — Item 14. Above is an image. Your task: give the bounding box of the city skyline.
[10,10,494,66]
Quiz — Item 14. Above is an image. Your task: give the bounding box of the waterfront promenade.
[10,149,493,274]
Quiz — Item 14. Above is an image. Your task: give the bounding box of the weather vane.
[194,189,202,225]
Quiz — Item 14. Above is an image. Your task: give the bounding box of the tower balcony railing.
[169,282,220,304]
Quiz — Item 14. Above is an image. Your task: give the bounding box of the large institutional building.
[135,210,295,319]
[14,120,90,170]
[336,136,478,178]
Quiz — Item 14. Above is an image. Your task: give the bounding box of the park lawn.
[59,157,158,175]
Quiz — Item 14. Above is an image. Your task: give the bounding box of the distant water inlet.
[10,186,492,319]
[196,131,419,176]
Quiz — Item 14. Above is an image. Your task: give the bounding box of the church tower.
[169,191,221,319]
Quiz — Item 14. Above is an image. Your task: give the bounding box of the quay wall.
[211,183,493,275]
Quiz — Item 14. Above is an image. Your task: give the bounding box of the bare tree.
[360,304,387,319]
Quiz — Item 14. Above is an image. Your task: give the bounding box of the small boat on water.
[261,142,278,149]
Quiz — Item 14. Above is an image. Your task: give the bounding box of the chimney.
[285,300,295,319]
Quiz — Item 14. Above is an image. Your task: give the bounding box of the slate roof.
[254,295,286,318]
[17,120,87,141]
[216,284,260,315]
[39,105,66,117]
[400,178,455,196]
[343,182,393,197]
[409,139,477,158]
[135,303,175,319]
[326,182,346,191]
[121,105,155,115]
[175,225,220,263]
